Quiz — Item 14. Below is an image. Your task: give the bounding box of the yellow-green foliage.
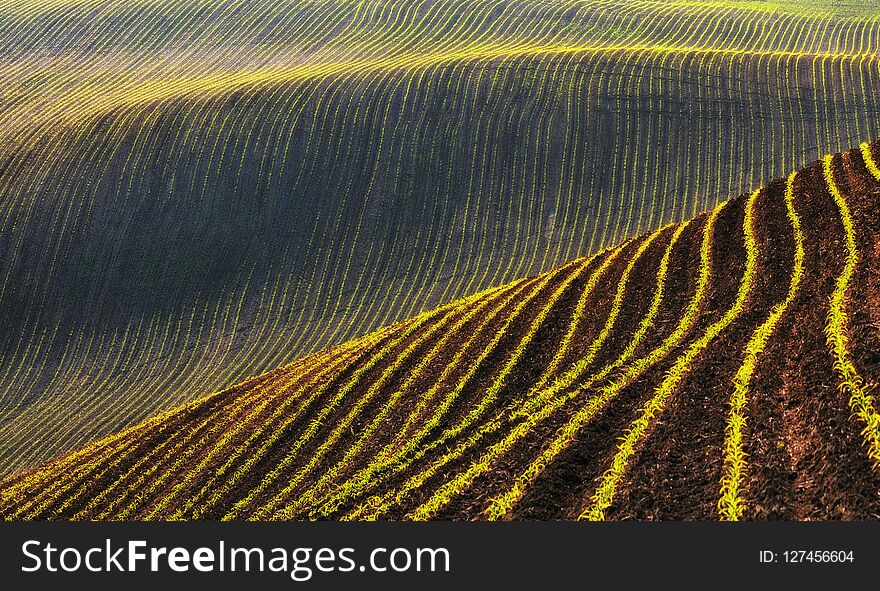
[318,256,598,520]
[173,318,423,520]
[860,142,880,181]
[235,260,573,520]
[151,300,457,520]
[718,172,804,521]
[4,0,880,481]
[10,137,880,521]
[532,238,640,393]
[308,278,538,519]
[341,251,622,520]
[582,189,760,521]
[263,282,528,520]
[822,154,880,467]
[482,204,723,520]
[517,224,679,420]
[136,325,399,520]
[67,345,353,520]
[336,254,617,520]
[0,364,285,518]
[216,288,493,521]
[407,226,668,519]
[97,343,368,520]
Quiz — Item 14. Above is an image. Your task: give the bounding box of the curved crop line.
[365,209,703,521]
[582,187,761,521]
[407,224,670,519]
[4,1,880,513]
[6,325,386,520]
[0,363,288,516]
[822,154,880,468]
[268,279,531,518]
[3,1,880,478]
[860,141,880,181]
[26,318,348,518]
[5,2,880,151]
[481,204,721,520]
[518,223,676,419]
[349,220,685,521]
[149,291,474,519]
[84,343,360,520]
[302,274,544,519]
[718,171,804,521]
[216,283,509,520]
[339,243,632,520]
[196,283,513,520]
[265,252,596,519]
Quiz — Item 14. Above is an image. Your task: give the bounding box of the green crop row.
[822,154,880,467]
[583,188,760,520]
[718,171,804,520]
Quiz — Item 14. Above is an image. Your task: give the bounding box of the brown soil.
[609,179,789,519]
[374,244,649,519]
[427,226,679,520]
[4,143,880,521]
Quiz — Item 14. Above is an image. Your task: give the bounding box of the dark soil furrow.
[4,141,880,521]
[426,226,677,519]
[133,325,403,519]
[756,158,880,519]
[369,242,649,519]
[611,181,791,519]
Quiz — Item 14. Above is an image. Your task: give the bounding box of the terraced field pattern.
[2,0,880,519]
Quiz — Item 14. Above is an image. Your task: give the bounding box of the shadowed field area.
[4,0,880,477]
[3,140,879,520]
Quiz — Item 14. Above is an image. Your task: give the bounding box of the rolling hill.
[3,0,880,477]
[2,140,879,520]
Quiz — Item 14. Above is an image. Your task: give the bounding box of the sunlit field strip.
[822,154,880,467]
[144,294,473,519]
[263,254,595,519]
[514,223,687,423]
[0,1,872,183]
[4,37,880,155]
[462,221,691,520]
[401,222,683,520]
[330,243,629,519]
[6,331,373,520]
[78,327,379,519]
[718,172,804,520]
[482,201,722,519]
[3,2,876,478]
[29,370,298,521]
[1,6,880,166]
[174,286,500,519]
[103,323,401,520]
[583,188,760,520]
[861,141,880,180]
[303,274,545,519]
[513,221,691,431]
[261,280,533,518]
[90,346,369,520]
[339,240,639,519]
[214,282,527,520]
[408,225,669,519]
[0,364,272,499]
[0,363,288,515]
[149,327,398,520]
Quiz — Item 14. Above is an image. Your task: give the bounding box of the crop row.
[3,0,880,486]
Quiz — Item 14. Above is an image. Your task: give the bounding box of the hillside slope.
[3,0,880,476]
[3,140,879,521]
